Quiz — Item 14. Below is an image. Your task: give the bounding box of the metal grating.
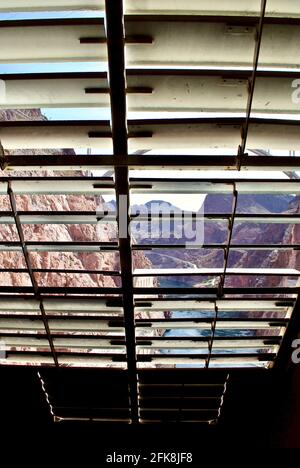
[0,0,299,423]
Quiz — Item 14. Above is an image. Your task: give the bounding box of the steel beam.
[238,0,267,164]
[7,182,58,367]
[105,0,139,423]
[3,155,300,170]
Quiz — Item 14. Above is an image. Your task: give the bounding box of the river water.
[159,278,261,366]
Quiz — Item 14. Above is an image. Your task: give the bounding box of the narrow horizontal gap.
[85,87,153,94]
[80,35,153,44]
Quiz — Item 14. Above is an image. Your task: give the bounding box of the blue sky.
[0,10,107,120]
[0,11,101,20]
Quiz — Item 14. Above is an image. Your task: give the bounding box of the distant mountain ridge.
[128,193,298,289]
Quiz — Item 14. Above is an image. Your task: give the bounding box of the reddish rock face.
[0,109,166,367]
[136,193,298,290]
[0,176,120,289]
[0,109,297,292]
[0,109,47,122]
[0,108,152,292]
[0,187,165,291]
[225,197,300,290]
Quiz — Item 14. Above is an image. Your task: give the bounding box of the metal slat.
[0,241,118,252]
[0,76,110,109]
[0,121,112,150]
[0,354,128,368]
[0,298,123,313]
[1,328,283,338]
[135,320,288,329]
[134,299,293,311]
[0,297,290,312]
[30,268,120,276]
[1,347,126,357]
[0,314,125,321]
[130,177,300,194]
[124,0,300,18]
[18,212,116,225]
[130,212,300,223]
[0,73,153,109]
[127,119,300,152]
[127,74,300,115]
[133,267,300,276]
[234,214,300,224]
[137,336,282,344]
[0,318,125,330]
[136,317,289,323]
[137,353,276,360]
[0,176,298,195]
[0,18,107,63]
[137,357,273,367]
[0,337,126,348]
[125,18,300,68]
[0,176,114,193]
[132,244,300,251]
[0,330,126,338]
[136,340,279,350]
[3,154,300,170]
